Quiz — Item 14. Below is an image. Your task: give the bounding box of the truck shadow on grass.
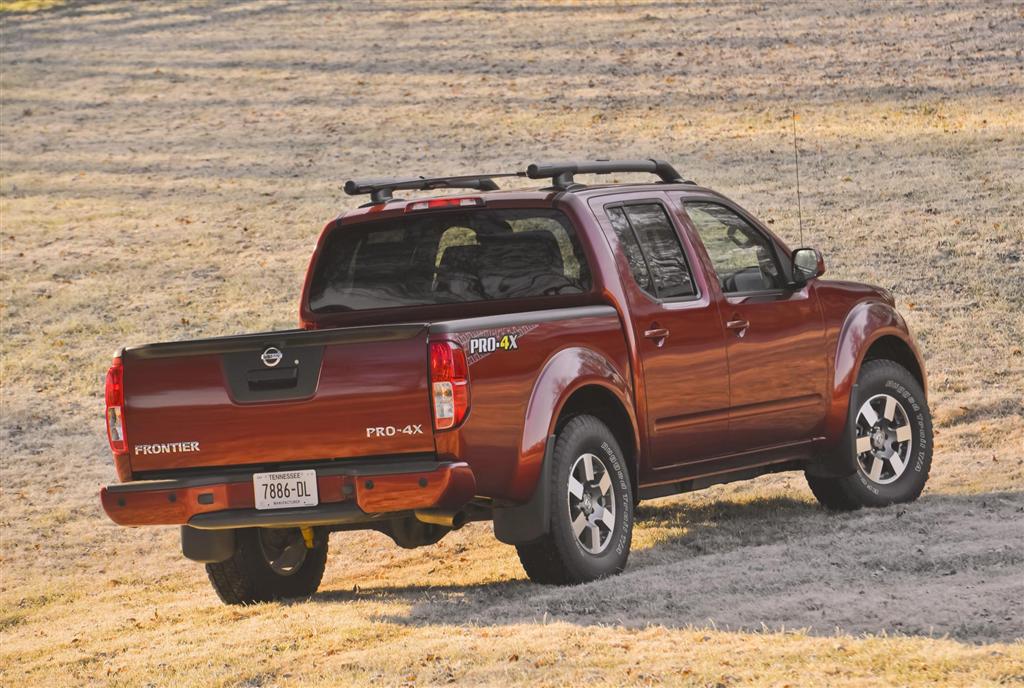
[314,491,1024,643]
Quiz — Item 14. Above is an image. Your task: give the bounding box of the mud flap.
[492,436,556,545]
[181,526,235,563]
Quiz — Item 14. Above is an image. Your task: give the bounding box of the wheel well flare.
[863,335,924,392]
[556,385,638,488]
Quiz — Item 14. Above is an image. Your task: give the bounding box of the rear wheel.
[516,415,633,585]
[807,359,932,511]
[206,527,328,605]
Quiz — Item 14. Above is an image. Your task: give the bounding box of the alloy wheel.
[566,453,616,554]
[854,393,914,485]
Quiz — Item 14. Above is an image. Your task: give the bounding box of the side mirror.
[792,247,825,283]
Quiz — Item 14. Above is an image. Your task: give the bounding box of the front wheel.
[807,359,933,511]
[516,414,634,585]
[206,527,328,605]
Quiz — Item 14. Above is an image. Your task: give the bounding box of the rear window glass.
[308,209,591,312]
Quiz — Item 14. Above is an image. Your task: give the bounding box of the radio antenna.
[791,111,804,246]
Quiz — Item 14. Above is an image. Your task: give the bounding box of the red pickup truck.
[101,160,932,604]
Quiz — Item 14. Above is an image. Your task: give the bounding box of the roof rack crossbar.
[344,172,524,205]
[526,159,685,190]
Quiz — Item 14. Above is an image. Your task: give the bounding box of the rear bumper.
[100,459,476,529]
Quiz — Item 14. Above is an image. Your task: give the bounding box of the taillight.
[406,197,483,212]
[105,358,127,454]
[430,341,470,431]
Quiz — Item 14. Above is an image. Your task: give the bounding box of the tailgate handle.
[247,366,299,391]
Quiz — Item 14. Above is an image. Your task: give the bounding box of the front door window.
[684,202,783,294]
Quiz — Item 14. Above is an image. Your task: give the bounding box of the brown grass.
[1,1,1022,686]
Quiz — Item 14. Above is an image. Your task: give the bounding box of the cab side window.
[606,206,653,293]
[606,203,696,299]
[683,202,783,293]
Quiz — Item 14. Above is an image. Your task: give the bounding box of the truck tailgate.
[122,324,434,473]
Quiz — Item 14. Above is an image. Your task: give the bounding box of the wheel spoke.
[895,425,912,443]
[571,512,588,538]
[582,454,595,481]
[597,471,612,496]
[594,504,615,531]
[859,402,879,426]
[856,436,872,454]
[888,450,906,476]
[883,395,898,421]
[567,476,585,500]
[868,457,884,482]
[587,523,602,551]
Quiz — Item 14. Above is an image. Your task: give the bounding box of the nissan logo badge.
[261,347,284,368]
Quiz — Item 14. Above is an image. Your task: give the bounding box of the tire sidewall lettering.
[883,378,929,474]
[600,440,632,556]
[856,470,881,494]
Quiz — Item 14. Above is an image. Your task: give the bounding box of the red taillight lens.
[105,358,127,454]
[429,341,470,431]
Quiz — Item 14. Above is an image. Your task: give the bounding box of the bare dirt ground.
[1,1,1023,686]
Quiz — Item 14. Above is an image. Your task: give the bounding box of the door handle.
[726,319,750,335]
[644,327,670,341]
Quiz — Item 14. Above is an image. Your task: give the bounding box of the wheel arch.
[554,383,640,494]
[516,345,637,499]
[862,335,925,390]
[825,300,927,451]
[493,346,637,545]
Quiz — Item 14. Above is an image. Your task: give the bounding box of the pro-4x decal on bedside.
[451,324,538,365]
[469,333,518,355]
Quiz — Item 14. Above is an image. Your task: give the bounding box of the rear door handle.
[726,319,750,333]
[644,327,670,340]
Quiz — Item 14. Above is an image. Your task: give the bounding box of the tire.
[206,527,328,605]
[516,414,634,585]
[807,359,933,511]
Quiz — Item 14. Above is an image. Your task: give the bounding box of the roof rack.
[526,159,687,190]
[343,173,524,205]
[343,159,689,205]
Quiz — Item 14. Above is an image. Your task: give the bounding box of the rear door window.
[605,203,697,300]
[606,207,654,293]
[308,209,591,312]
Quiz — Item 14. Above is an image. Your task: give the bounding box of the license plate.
[253,470,318,510]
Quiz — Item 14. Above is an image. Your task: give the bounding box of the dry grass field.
[2,1,1023,686]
